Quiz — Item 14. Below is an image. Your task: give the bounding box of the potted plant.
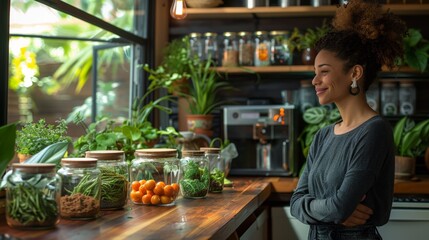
[393,116,429,180]
[297,106,341,175]
[15,119,71,162]
[182,58,232,137]
[401,28,429,73]
[297,20,330,65]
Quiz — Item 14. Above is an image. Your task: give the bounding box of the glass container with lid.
[57,158,101,220]
[238,31,254,66]
[203,32,219,64]
[6,163,60,229]
[85,150,128,210]
[254,31,271,66]
[189,32,203,60]
[180,150,210,198]
[200,147,225,193]
[130,148,180,206]
[222,32,238,67]
[270,30,292,65]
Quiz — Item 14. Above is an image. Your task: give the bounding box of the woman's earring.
[349,79,360,96]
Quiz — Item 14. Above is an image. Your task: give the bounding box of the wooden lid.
[200,147,221,154]
[61,158,98,168]
[12,163,56,174]
[182,150,205,157]
[134,148,177,158]
[85,150,125,161]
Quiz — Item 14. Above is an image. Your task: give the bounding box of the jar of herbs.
[180,150,210,199]
[58,158,101,220]
[200,147,225,193]
[85,150,128,210]
[130,148,180,206]
[254,31,271,66]
[6,164,60,229]
[238,31,254,66]
[270,30,292,65]
[222,32,238,67]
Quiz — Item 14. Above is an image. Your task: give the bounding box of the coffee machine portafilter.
[223,105,298,176]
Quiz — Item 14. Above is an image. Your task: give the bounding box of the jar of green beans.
[6,163,61,229]
[85,150,128,210]
[57,158,101,220]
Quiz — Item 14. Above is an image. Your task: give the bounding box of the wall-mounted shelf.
[186,4,429,19]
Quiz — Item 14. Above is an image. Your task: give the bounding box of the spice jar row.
[188,30,293,67]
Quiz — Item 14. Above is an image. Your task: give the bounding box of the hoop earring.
[349,79,360,96]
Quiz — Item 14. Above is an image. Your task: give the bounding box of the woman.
[290,0,407,239]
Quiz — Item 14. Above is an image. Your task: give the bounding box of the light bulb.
[170,0,187,20]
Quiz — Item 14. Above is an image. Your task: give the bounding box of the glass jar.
[6,164,60,229]
[85,150,128,210]
[254,31,271,66]
[200,147,225,193]
[189,32,203,60]
[57,158,101,220]
[270,30,292,65]
[238,31,254,66]
[222,32,238,67]
[381,81,398,116]
[180,150,210,199]
[203,32,219,64]
[130,148,180,206]
[399,81,416,116]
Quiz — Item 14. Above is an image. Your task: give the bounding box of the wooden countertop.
[0,178,271,240]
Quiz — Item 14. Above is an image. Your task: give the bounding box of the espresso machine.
[223,105,298,176]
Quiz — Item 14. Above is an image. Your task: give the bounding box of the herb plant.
[393,116,429,158]
[209,168,224,192]
[99,167,128,208]
[180,160,209,198]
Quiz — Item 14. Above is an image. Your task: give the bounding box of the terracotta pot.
[395,156,416,180]
[301,47,317,65]
[186,114,214,137]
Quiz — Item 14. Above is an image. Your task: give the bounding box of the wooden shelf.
[186,4,429,19]
[214,65,420,74]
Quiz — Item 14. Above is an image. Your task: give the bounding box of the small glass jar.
[381,81,399,116]
[6,164,60,229]
[222,32,238,67]
[180,150,210,199]
[189,32,203,60]
[130,148,180,206]
[254,31,271,67]
[57,158,101,220]
[270,30,292,65]
[399,81,416,116]
[85,150,128,210]
[238,31,254,66]
[200,147,225,193]
[203,32,219,64]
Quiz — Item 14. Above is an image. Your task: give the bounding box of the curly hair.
[315,0,407,91]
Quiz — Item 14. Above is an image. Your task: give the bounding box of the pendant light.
[170,0,187,20]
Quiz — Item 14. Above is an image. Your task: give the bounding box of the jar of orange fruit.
[129,148,180,206]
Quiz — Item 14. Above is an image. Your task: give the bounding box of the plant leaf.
[24,141,69,164]
[0,123,17,177]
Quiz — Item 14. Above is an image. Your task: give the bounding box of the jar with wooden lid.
[130,148,180,206]
[6,163,60,229]
[201,147,225,193]
[203,32,219,64]
[238,31,254,66]
[222,32,238,67]
[254,31,271,66]
[85,150,128,210]
[57,158,101,220]
[180,150,210,198]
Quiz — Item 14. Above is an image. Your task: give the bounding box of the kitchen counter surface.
[0,178,271,240]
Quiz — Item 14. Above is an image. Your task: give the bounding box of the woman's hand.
[341,195,373,227]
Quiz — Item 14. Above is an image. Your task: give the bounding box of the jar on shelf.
[222,32,238,67]
[381,81,398,116]
[200,147,225,193]
[85,150,128,210]
[130,148,180,206]
[180,150,210,198]
[238,31,254,66]
[6,164,61,229]
[399,81,416,116]
[57,158,101,220]
[254,31,271,67]
[203,32,219,64]
[189,32,203,60]
[270,30,292,65]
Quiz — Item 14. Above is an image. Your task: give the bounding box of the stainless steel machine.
[223,105,298,176]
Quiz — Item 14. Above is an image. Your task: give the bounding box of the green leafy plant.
[393,116,429,158]
[298,106,341,158]
[297,20,330,50]
[180,160,210,198]
[0,123,16,177]
[402,28,429,72]
[15,119,71,156]
[184,59,232,115]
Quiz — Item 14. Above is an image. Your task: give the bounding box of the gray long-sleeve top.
[290,115,395,226]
